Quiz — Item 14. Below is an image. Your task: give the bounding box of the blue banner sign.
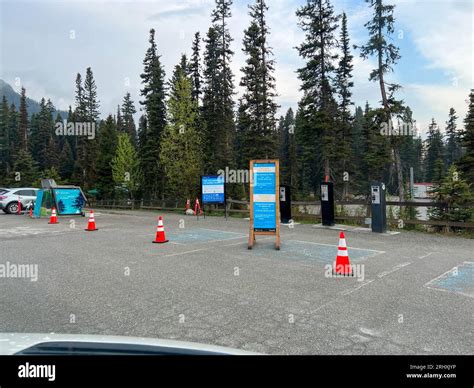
[53,188,85,215]
[202,175,225,204]
[253,163,276,231]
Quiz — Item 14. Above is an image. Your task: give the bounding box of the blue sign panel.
[53,188,85,215]
[202,175,225,204]
[253,163,276,231]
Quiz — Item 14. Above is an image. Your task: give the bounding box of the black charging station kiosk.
[320,182,335,226]
[371,181,387,233]
[279,185,292,224]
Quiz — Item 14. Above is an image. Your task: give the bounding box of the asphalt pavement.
[0,210,472,354]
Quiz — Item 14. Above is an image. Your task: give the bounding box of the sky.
[0,0,472,138]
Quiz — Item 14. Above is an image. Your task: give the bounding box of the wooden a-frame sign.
[248,159,280,250]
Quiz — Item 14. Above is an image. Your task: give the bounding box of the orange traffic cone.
[29,208,33,218]
[194,198,203,216]
[333,231,353,276]
[185,199,191,213]
[85,210,98,231]
[153,216,168,244]
[48,207,58,224]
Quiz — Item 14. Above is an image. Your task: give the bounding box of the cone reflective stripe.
[85,210,98,231]
[333,231,353,276]
[153,216,168,243]
[48,207,58,224]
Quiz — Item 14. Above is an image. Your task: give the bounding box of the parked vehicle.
[0,188,39,214]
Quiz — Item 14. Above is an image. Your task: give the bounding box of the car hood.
[0,333,260,355]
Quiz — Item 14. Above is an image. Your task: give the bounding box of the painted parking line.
[166,228,246,245]
[377,262,412,278]
[424,262,474,298]
[245,239,384,264]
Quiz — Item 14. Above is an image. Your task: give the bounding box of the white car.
[0,187,39,214]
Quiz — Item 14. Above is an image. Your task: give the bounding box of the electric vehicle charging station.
[371,182,387,233]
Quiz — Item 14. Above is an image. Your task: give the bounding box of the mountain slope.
[0,79,68,119]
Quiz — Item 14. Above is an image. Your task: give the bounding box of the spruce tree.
[82,67,100,189]
[202,0,236,174]
[139,28,167,200]
[278,108,297,188]
[358,0,405,200]
[96,115,118,198]
[189,32,202,105]
[8,104,19,162]
[295,0,339,194]
[9,148,38,186]
[121,92,137,145]
[239,0,279,169]
[444,107,461,167]
[30,98,54,172]
[116,105,123,132]
[428,165,473,232]
[58,141,74,181]
[18,87,28,151]
[0,97,10,179]
[334,12,354,197]
[457,89,474,188]
[424,118,445,183]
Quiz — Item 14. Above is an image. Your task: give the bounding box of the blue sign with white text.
[202,175,225,204]
[253,163,276,231]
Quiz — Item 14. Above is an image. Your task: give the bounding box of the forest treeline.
[0,0,473,206]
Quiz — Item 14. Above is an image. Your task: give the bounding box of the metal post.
[409,167,415,199]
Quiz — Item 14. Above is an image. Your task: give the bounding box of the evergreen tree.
[295,0,339,194]
[74,73,86,120]
[334,12,354,197]
[428,165,473,232]
[116,105,123,132]
[358,0,405,200]
[112,133,141,200]
[398,107,422,183]
[18,87,28,151]
[238,0,279,169]
[362,103,391,186]
[30,98,55,172]
[457,89,474,187]
[444,108,461,167]
[279,108,296,188]
[202,0,236,174]
[72,73,86,186]
[8,103,19,162]
[58,141,74,181]
[83,67,100,121]
[189,32,202,104]
[351,106,366,193]
[139,28,167,200]
[160,70,203,199]
[424,118,445,183]
[9,149,38,186]
[96,115,118,198]
[82,67,100,189]
[0,97,10,180]
[121,92,137,145]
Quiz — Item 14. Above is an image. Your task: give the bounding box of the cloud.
[395,0,473,86]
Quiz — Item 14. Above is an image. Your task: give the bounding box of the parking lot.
[0,210,472,354]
